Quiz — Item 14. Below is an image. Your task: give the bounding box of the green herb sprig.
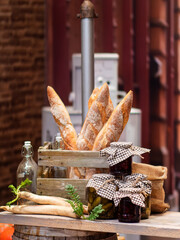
[65,184,104,221]
[6,178,32,207]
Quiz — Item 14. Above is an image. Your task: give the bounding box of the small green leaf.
[65,184,84,218]
[8,185,17,195]
[86,204,105,221]
[18,178,32,190]
[65,184,105,221]
[6,178,32,206]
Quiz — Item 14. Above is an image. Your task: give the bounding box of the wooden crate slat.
[37,178,88,204]
[37,147,108,202]
[38,156,108,168]
[38,148,108,168]
[38,149,100,157]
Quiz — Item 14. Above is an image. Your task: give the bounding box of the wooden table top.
[0,211,180,238]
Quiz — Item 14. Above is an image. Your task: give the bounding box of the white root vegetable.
[18,191,88,214]
[0,205,78,218]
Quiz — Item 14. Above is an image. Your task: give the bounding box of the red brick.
[0,0,45,204]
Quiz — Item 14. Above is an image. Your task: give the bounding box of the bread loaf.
[68,166,86,179]
[88,87,100,109]
[47,86,77,150]
[92,90,133,151]
[77,83,113,151]
[88,86,114,122]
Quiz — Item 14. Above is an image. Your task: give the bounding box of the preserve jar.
[113,174,149,223]
[86,174,117,219]
[123,174,152,219]
[100,142,150,179]
[109,157,132,179]
[118,197,141,223]
[87,187,116,219]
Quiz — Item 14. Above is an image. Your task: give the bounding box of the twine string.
[96,179,115,192]
[129,146,144,159]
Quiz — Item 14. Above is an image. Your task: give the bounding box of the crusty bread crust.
[92,90,133,151]
[88,87,114,123]
[77,83,113,150]
[88,87,100,109]
[47,86,77,150]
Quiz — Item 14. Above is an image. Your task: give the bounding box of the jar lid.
[113,173,152,207]
[86,174,116,200]
[110,142,132,148]
[115,173,152,194]
[100,142,151,167]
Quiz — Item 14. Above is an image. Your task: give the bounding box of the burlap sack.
[132,162,170,213]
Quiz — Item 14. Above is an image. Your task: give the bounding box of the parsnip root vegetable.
[18,191,88,214]
[0,205,77,218]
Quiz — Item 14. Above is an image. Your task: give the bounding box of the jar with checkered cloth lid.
[86,174,117,219]
[114,173,152,223]
[100,142,150,179]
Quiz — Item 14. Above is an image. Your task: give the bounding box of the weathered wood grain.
[13,225,116,239]
[37,178,88,204]
[1,211,180,238]
[38,149,108,168]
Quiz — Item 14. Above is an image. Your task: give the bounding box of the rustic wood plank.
[14,225,100,237]
[1,211,180,238]
[38,156,108,168]
[37,178,88,204]
[38,149,108,168]
[38,149,100,157]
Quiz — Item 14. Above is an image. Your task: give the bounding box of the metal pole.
[78,0,97,123]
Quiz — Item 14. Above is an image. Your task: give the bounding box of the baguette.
[77,83,112,151]
[88,87,114,122]
[68,166,86,179]
[47,86,77,150]
[92,90,133,151]
[88,87,100,109]
[0,205,77,218]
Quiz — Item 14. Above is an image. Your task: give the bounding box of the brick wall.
[0,0,45,205]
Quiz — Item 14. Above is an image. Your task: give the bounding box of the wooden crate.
[37,146,108,203]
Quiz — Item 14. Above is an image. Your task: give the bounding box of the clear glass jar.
[141,195,151,219]
[53,133,67,178]
[16,141,37,204]
[109,157,132,179]
[118,197,141,223]
[87,187,116,219]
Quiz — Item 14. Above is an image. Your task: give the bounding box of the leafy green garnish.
[6,178,32,206]
[66,184,84,218]
[87,204,104,221]
[65,184,104,221]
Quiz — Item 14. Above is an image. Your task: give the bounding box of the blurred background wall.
[0,0,180,209]
[0,0,45,203]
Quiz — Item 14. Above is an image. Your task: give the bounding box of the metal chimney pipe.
[78,0,97,123]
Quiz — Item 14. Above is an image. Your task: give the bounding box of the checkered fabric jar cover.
[100,142,151,167]
[86,174,116,200]
[113,173,152,207]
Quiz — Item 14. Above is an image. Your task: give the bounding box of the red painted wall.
[46,0,178,196]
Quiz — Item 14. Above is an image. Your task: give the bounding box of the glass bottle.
[53,133,67,178]
[118,197,141,223]
[16,141,37,203]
